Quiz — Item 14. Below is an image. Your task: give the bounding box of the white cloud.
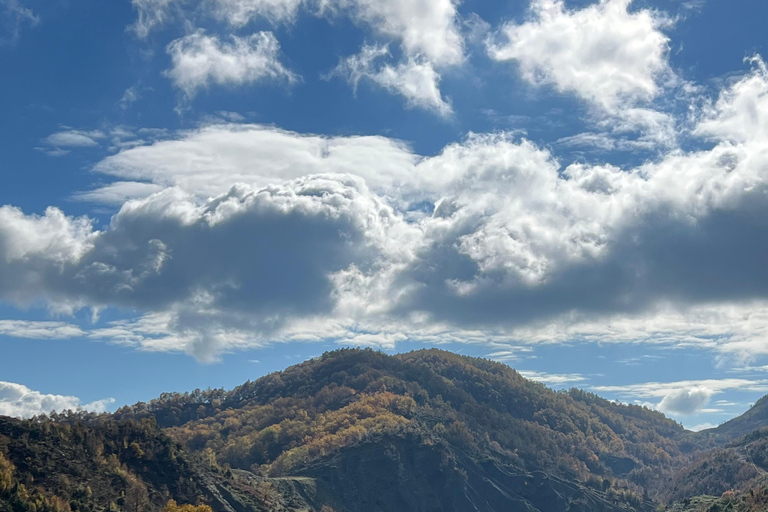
[518,370,586,386]
[0,320,84,339]
[91,123,416,199]
[331,44,452,115]
[132,0,463,65]
[0,381,114,418]
[45,130,105,149]
[73,182,165,205]
[131,0,302,35]
[657,387,714,415]
[489,0,671,110]
[489,0,678,147]
[688,422,716,432]
[493,302,768,356]
[208,0,304,25]
[335,0,462,67]
[324,0,463,114]
[486,346,535,362]
[695,56,768,145]
[165,31,298,99]
[594,379,768,398]
[0,206,96,265]
[131,0,462,110]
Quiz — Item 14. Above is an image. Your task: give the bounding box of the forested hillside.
[705,396,768,442]
[4,348,768,512]
[113,349,697,497]
[0,415,207,512]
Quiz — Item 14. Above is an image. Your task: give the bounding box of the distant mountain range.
[2,348,768,512]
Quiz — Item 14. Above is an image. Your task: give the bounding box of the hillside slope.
[0,415,329,512]
[707,396,768,441]
[114,349,695,500]
[660,427,768,504]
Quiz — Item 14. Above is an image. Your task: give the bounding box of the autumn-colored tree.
[162,499,213,512]
[0,451,13,493]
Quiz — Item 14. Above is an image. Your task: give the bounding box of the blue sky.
[2,0,768,431]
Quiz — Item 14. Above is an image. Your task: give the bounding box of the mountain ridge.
[3,348,768,512]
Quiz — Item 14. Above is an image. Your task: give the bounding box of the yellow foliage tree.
[162,499,213,512]
[0,451,14,493]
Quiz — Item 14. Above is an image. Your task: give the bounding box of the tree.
[162,500,213,512]
[123,477,149,512]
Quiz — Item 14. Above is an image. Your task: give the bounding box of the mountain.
[111,348,700,510]
[114,349,694,486]
[706,395,768,441]
[2,348,768,512]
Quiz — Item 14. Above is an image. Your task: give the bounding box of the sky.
[1,0,768,431]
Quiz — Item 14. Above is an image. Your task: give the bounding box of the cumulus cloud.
[335,0,462,67]
[0,381,114,418]
[0,206,96,264]
[388,58,768,331]
[657,387,714,415]
[695,56,768,145]
[5,56,768,360]
[489,0,671,110]
[324,0,463,114]
[165,31,297,98]
[489,0,678,146]
[331,44,452,115]
[0,174,415,359]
